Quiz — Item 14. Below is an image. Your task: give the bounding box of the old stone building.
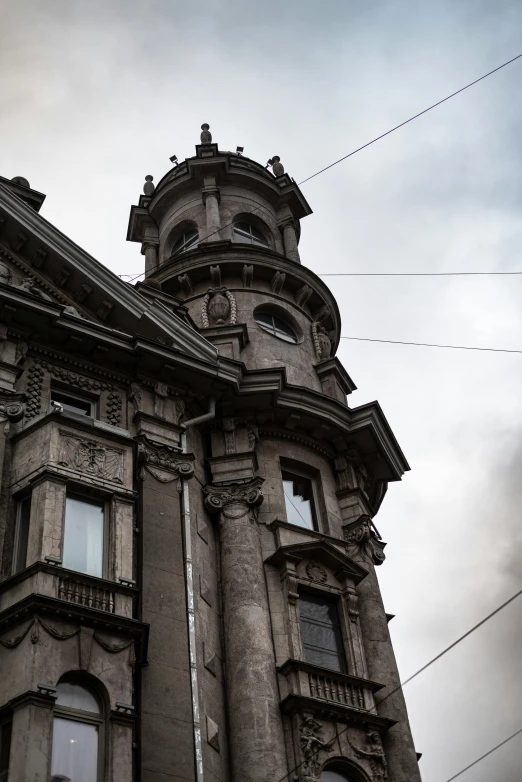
[0,126,421,782]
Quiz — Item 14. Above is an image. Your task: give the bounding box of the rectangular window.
[50,388,95,418]
[0,718,12,782]
[282,470,317,530]
[63,496,105,578]
[13,496,31,573]
[299,593,346,673]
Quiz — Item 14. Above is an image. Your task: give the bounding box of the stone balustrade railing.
[58,575,115,613]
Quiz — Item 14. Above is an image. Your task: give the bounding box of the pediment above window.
[266,538,367,586]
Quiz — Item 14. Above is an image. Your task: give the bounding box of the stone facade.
[0,132,420,782]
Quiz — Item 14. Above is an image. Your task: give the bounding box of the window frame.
[232,220,270,248]
[50,386,97,419]
[12,494,32,575]
[51,679,105,782]
[280,464,321,531]
[172,228,199,255]
[254,310,299,344]
[61,492,109,580]
[298,589,347,674]
[0,713,12,782]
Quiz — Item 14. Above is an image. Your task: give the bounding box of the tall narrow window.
[0,718,12,782]
[282,470,317,530]
[51,681,103,782]
[233,221,269,247]
[13,496,31,573]
[62,496,105,578]
[299,593,346,673]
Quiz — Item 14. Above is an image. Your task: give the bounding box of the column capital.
[204,476,263,514]
[137,436,194,484]
[201,185,221,203]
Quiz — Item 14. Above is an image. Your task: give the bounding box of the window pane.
[233,227,252,244]
[14,497,31,573]
[63,497,104,578]
[282,472,315,529]
[0,720,12,776]
[254,311,298,343]
[299,594,345,673]
[322,771,353,782]
[51,390,93,418]
[51,717,98,782]
[56,682,100,713]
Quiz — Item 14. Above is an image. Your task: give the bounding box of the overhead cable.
[341,336,522,354]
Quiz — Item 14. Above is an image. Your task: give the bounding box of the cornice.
[280,694,396,733]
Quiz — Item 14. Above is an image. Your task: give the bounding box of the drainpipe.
[180,398,216,782]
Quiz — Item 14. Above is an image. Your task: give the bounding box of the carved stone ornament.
[299,716,334,781]
[311,322,332,360]
[138,437,194,486]
[0,390,25,424]
[344,516,386,566]
[204,477,263,516]
[334,451,371,497]
[200,123,212,144]
[59,432,124,483]
[305,560,327,584]
[202,287,237,327]
[348,730,388,781]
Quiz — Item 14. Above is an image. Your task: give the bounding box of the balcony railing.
[58,576,115,613]
[278,659,383,715]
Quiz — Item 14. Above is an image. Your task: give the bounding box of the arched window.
[172,228,199,255]
[254,309,298,343]
[51,680,103,782]
[233,221,269,248]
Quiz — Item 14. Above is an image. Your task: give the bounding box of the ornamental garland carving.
[311,321,332,360]
[25,359,123,426]
[344,515,386,566]
[202,287,237,327]
[137,437,194,486]
[204,477,264,515]
[59,431,124,483]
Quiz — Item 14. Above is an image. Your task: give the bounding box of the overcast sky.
[2,1,522,779]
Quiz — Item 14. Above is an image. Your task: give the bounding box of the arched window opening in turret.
[233,221,269,248]
[254,309,298,343]
[322,770,356,781]
[51,678,105,782]
[172,228,199,255]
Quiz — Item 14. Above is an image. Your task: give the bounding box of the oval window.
[172,228,199,255]
[254,310,298,343]
[233,221,269,248]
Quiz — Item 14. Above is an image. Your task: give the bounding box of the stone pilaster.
[204,478,288,782]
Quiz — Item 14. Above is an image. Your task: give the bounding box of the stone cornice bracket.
[343,515,386,567]
[204,476,264,516]
[137,436,194,487]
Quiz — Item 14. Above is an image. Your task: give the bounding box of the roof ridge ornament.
[200,123,212,144]
[143,175,155,196]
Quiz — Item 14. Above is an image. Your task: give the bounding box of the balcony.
[278,659,393,728]
[0,562,136,618]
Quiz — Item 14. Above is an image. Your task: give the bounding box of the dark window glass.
[233,221,269,247]
[173,229,199,254]
[299,594,346,673]
[254,311,298,343]
[51,390,94,418]
[282,470,316,529]
[14,496,31,573]
[322,771,354,782]
[63,497,104,578]
[0,720,12,781]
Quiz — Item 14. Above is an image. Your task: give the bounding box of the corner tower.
[128,125,421,782]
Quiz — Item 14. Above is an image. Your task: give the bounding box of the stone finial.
[11,176,30,188]
[271,156,284,176]
[143,175,155,196]
[200,123,212,144]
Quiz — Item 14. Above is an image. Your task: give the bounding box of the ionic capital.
[204,476,263,515]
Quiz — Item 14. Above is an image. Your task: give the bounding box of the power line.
[341,336,522,354]
[275,586,522,782]
[318,271,522,277]
[443,727,522,782]
[298,51,522,186]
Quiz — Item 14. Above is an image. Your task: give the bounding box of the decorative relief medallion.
[59,432,124,483]
[202,287,237,327]
[305,560,328,584]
